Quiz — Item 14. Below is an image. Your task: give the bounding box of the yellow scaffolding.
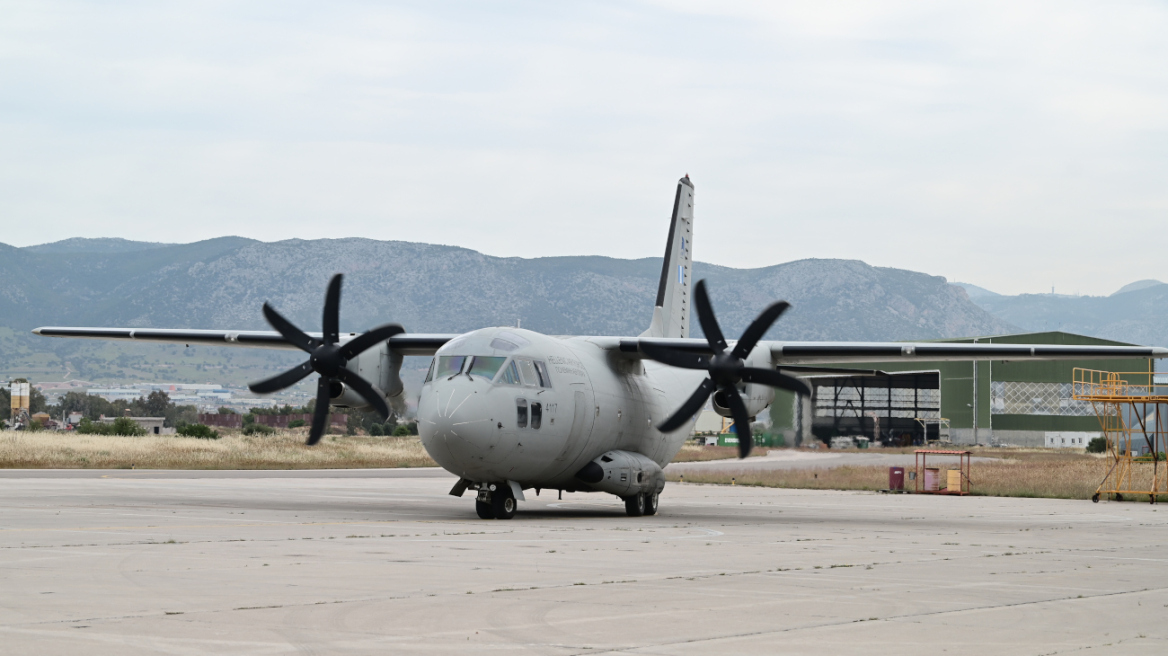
[1072,368,1168,503]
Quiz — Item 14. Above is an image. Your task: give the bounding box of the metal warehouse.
[768,331,1153,448]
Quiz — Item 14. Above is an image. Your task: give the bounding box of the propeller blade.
[722,385,754,459]
[639,341,710,370]
[322,274,343,345]
[335,368,391,420]
[248,361,314,394]
[307,377,332,446]
[730,301,790,360]
[338,323,405,360]
[738,367,812,396]
[657,378,717,432]
[693,280,727,354]
[262,303,318,353]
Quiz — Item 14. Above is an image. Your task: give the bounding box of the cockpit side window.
[517,359,540,387]
[530,401,542,429]
[424,359,435,384]
[516,398,528,428]
[497,360,521,385]
[436,356,467,379]
[467,356,506,380]
[533,361,552,388]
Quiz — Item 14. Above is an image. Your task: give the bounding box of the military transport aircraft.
[34,176,1168,519]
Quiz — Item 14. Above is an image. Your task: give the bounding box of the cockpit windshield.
[425,355,553,388]
[467,356,506,380]
[435,355,468,379]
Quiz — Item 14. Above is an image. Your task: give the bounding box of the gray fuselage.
[418,327,706,489]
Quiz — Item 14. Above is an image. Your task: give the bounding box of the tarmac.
[664,448,993,474]
[2,468,1166,655]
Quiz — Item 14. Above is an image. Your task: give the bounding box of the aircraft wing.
[31,327,457,357]
[611,337,1168,363]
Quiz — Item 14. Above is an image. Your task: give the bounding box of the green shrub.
[368,423,383,436]
[110,417,147,436]
[75,417,146,436]
[243,423,274,436]
[392,424,410,437]
[177,423,220,440]
[287,419,306,429]
[1086,436,1108,453]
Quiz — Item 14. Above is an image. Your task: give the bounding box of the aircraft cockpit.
[425,355,554,388]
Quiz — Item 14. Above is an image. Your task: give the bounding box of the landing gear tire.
[1092,493,1100,504]
[476,499,495,519]
[624,493,646,517]
[492,490,517,520]
[643,492,659,516]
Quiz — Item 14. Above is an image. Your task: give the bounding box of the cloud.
[1,0,1166,295]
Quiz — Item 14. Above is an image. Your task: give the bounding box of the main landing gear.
[623,491,659,517]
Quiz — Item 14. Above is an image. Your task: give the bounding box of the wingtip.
[31,327,42,335]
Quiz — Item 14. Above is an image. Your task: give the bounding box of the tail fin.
[642,175,694,339]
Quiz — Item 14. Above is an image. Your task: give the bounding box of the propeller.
[248,274,404,445]
[640,279,812,458]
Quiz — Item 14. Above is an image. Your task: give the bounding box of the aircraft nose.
[419,379,496,474]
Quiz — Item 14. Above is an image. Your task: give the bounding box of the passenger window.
[518,359,539,387]
[530,402,542,429]
[533,361,552,388]
[467,356,506,380]
[498,361,521,385]
[424,359,435,383]
[516,398,528,428]
[436,356,467,378]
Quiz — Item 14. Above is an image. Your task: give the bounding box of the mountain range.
[2,236,1164,386]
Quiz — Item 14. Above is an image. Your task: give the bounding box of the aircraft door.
[542,386,595,478]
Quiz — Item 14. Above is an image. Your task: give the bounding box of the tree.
[1086,436,1107,453]
[136,390,171,418]
[369,423,383,436]
[177,424,219,439]
[53,391,116,421]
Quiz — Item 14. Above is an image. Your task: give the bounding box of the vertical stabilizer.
[642,175,694,338]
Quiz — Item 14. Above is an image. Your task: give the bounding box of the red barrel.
[889,466,905,491]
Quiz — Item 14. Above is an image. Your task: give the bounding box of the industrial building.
[768,331,1153,448]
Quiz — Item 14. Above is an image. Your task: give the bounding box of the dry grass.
[666,448,1168,501]
[670,444,744,462]
[0,430,436,470]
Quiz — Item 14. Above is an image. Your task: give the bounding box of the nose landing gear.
[474,484,517,520]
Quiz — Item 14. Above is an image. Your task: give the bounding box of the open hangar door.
[806,371,941,446]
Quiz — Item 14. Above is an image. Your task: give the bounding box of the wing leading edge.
[32,327,457,357]
[608,337,1168,363]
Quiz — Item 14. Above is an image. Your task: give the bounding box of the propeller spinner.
[640,279,812,458]
[248,274,403,445]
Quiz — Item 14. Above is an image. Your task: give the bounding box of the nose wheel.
[475,499,495,519]
[474,486,517,520]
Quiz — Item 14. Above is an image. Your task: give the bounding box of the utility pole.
[972,339,978,445]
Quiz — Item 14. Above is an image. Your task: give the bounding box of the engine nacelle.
[709,344,778,420]
[329,341,407,414]
[711,384,774,420]
[574,450,665,497]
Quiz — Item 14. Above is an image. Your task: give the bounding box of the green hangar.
[768,331,1153,448]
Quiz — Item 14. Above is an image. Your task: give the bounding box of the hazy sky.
[2,1,1166,295]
